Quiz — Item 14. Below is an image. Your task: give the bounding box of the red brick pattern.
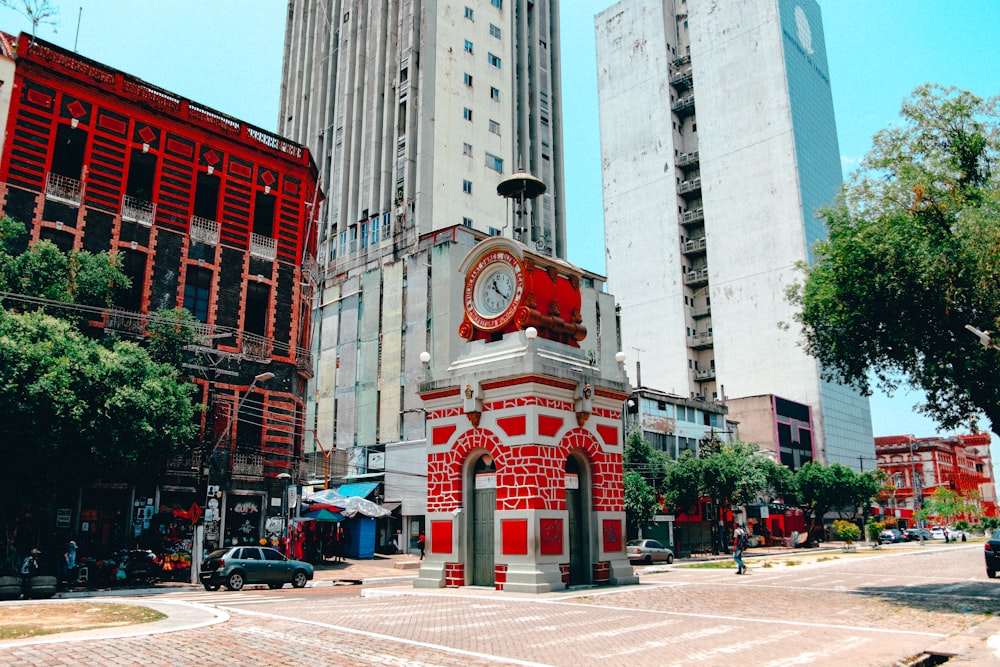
[444,562,465,588]
[592,560,610,585]
[559,563,570,586]
[494,564,508,591]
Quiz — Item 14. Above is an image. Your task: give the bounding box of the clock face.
[464,248,525,331]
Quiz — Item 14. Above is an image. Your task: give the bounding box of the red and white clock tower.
[414,238,636,592]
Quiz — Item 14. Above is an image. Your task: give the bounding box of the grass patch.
[684,561,734,569]
[0,603,165,641]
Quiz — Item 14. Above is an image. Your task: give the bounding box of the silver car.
[626,538,674,564]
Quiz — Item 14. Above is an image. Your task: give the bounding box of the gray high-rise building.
[277,2,622,547]
[595,0,873,469]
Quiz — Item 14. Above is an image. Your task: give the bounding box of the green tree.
[788,85,1000,434]
[623,431,669,537]
[146,306,201,367]
[794,462,881,537]
[0,309,199,517]
[0,216,130,312]
[698,441,772,552]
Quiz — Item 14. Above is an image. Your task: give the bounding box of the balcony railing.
[250,233,277,260]
[687,332,714,349]
[685,268,709,286]
[232,452,264,477]
[681,208,705,226]
[296,347,314,378]
[121,194,155,227]
[678,177,702,197]
[45,172,82,205]
[695,368,716,382]
[676,150,700,170]
[671,95,696,117]
[106,308,146,336]
[190,215,220,245]
[243,333,273,361]
[691,304,711,319]
[670,69,693,91]
[682,237,707,255]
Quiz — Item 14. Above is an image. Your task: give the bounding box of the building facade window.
[462,179,472,194]
[464,6,474,20]
[464,39,474,54]
[488,226,501,237]
[491,0,502,8]
[490,86,500,101]
[464,72,473,87]
[463,142,473,157]
[487,53,501,69]
[462,217,473,227]
[485,153,503,173]
[489,23,501,39]
[488,119,500,135]
[183,266,213,323]
[463,107,473,121]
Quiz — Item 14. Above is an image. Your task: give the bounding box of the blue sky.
[3,1,999,463]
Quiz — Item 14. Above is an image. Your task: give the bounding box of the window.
[489,23,501,39]
[370,218,380,245]
[183,266,212,323]
[488,119,500,135]
[462,217,473,227]
[485,153,503,173]
[360,221,369,249]
[490,86,500,101]
[462,179,472,194]
[252,192,275,237]
[463,142,473,157]
[51,124,87,179]
[193,172,220,220]
[125,148,157,201]
[464,72,473,87]
[491,0,502,8]
[487,53,501,69]
[464,6,474,20]
[463,107,473,121]
[488,226,501,237]
[244,282,270,336]
[118,249,146,312]
[464,39,473,54]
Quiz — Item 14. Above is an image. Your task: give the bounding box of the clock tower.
[414,237,636,593]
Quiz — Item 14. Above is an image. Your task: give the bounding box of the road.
[1,543,997,666]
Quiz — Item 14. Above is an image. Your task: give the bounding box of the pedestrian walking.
[418,532,425,560]
[733,525,748,575]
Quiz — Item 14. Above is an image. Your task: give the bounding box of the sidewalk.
[8,548,999,664]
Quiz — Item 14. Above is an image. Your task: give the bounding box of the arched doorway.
[470,453,496,586]
[565,454,590,585]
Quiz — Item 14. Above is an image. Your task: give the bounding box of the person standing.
[418,532,425,560]
[733,525,748,575]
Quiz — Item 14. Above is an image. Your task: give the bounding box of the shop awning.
[301,508,344,522]
[381,502,401,513]
[333,482,380,500]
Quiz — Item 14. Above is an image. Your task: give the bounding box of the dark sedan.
[200,546,314,591]
[986,529,1000,579]
[879,529,905,544]
[904,528,931,542]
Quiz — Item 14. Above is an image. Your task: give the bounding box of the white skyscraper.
[596,0,873,468]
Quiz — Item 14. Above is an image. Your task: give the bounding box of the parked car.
[904,528,932,542]
[879,529,905,544]
[199,546,314,591]
[626,539,674,564]
[985,529,1000,579]
[929,527,947,540]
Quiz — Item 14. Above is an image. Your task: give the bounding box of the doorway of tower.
[471,453,496,586]
[566,455,590,585]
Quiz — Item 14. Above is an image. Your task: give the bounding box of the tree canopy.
[789,85,1000,433]
[0,308,199,512]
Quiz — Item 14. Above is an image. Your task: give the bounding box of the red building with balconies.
[0,32,320,561]
[874,433,997,524]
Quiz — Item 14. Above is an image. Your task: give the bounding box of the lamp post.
[276,472,292,544]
